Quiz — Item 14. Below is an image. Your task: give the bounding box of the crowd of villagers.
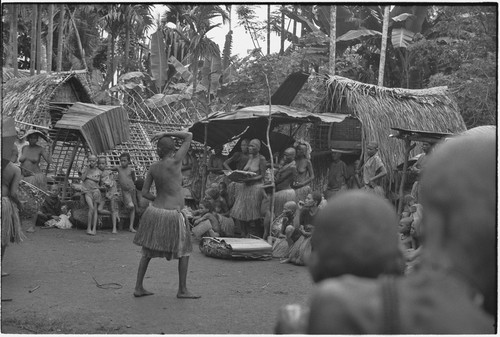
[2,119,430,270]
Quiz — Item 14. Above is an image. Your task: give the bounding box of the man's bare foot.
[26,227,35,233]
[177,291,201,299]
[112,230,117,234]
[129,228,137,233]
[1,272,10,277]
[134,289,154,297]
[86,231,95,236]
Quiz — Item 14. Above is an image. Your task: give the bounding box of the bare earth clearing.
[1,220,312,334]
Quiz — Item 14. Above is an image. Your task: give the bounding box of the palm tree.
[378,6,390,86]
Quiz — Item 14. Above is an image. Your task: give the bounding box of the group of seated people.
[273,131,496,334]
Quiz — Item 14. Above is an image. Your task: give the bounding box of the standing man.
[133,130,200,299]
[324,149,348,200]
[361,142,387,197]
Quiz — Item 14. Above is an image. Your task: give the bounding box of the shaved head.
[283,200,298,213]
[419,133,496,314]
[157,136,176,157]
[309,190,402,283]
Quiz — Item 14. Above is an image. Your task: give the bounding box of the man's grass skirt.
[2,197,25,246]
[133,206,192,260]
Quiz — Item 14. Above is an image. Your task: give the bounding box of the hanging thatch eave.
[316,75,467,182]
[2,71,93,127]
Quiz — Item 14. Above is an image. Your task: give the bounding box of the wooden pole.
[263,74,275,228]
[47,4,54,73]
[329,6,337,75]
[30,4,37,75]
[56,4,64,72]
[62,138,80,200]
[200,122,209,199]
[36,4,42,74]
[378,5,390,86]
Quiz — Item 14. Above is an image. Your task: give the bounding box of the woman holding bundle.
[230,139,267,237]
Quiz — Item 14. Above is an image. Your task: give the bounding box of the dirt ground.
[1,219,313,334]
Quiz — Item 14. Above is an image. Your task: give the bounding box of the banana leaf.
[391,28,415,49]
[150,30,169,91]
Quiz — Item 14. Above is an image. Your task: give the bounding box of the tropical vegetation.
[1,4,496,128]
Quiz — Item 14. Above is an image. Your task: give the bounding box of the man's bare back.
[142,131,192,211]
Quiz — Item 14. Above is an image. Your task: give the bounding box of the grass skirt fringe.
[230,183,265,221]
[133,206,192,259]
[288,236,312,266]
[294,185,311,203]
[23,173,48,192]
[218,215,235,237]
[227,182,242,208]
[2,197,25,246]
[274,189,296,216]
[272,237,290,258]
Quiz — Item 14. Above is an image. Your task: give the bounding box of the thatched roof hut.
[314,75,467,183]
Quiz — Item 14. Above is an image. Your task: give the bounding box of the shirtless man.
[307,133,496,334]
[133,130,200,299]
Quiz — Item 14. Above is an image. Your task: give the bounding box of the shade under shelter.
[189,105,349,148]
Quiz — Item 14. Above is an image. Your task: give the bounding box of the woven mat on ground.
[199,236,272,260]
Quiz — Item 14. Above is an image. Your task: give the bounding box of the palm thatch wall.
[314,75,467,187]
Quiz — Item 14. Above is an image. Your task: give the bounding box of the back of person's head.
[311,191,322,207]
[200,199,214,212]
[419,132,496,315]
[157,137,176,157]
[309,190,403,283]
[135,178,144,191]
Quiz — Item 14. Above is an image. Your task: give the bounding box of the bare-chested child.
[81,154,103,235]
[133,130,200,299]
[97,156,120,233]
[111,153,137,233]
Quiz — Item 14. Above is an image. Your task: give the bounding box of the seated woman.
[281,191,322,266]
[270,201,298,258]
[230,139,267,237]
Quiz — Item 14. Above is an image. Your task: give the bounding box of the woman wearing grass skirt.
[230,139,267,237]
[2,117,25,276]
[19,129,52,233]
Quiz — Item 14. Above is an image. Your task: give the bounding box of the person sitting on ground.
[281,191,322,266]
[192,200,221,239]
[97,156,120,233]
[275,190,404,333]
[42,204,73,229]
[35,183,62,227]
[306,132,496,334]
[81,154,103,235]
[270,201,298,258]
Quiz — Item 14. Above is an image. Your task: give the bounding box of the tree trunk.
[12,4,18,76]
[69,8,87,70]
[36,5,42,74]
[378,6,390,87]
[56,4,65,72]
[293,7,297,40]
[267,5,270,55]
[280,6,285,55]
[30,4,37,75]
[124,15,131,73]
[47,4,54,73]
[329,6,336,75]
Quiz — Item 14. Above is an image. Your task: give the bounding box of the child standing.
[97,156,120,233]
[111,153,137,233]
[81,154,103,235]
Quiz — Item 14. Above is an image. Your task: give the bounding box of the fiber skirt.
[23,173,47,192]
[274,189,296,216]
[133,206,192,259]
[294,185,311,203]
[2,197,25,246]
[288,236,312,266]
[230,183,265,221]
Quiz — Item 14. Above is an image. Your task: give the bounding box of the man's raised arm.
[151,130,192,161]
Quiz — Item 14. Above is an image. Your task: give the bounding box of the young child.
[35,183,62,227]
[43,204,73,229]
[112,153,137,233]
[213,200,234,237]
[97,156,120,234]
[192,200,221,239]
[81,154,103,235]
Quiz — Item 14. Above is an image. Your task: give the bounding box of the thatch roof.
[2,71,93,127]
[316,75,467,181]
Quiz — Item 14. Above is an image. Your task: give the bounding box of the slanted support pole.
[62,138,80,200]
